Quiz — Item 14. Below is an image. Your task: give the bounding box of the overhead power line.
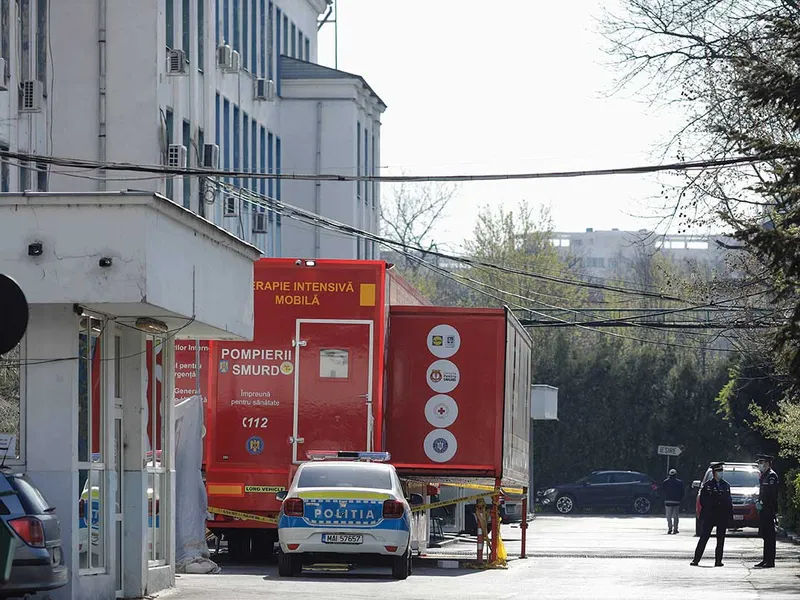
[0,149,779,183]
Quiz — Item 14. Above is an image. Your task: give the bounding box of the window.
[78,316,106,571]
[19,161,30,192]
[198,0,204,68]
[260,127,267,197]
[356,122,361,200]
[297,465,392,490]
[19,0,30,80]
[261,0,268,78]
[364,127,368,207]
[282,14,288,55]
[182,120,191,208]
[181,0,189,60]
[275,136,281,256]
[223,98,230,175]
[166,0,174,49]
[233,105,240,187]
[290,23,295,57]
[275,8,281,95]
[250,119,257,192]
[242,112,249,190]
[36,162,47,191]
[319,349,349,379]
[242,0,248,69]
[144,336,168,565]
[371,133,376,209]
[223,0,229,44]
[304,37,309,62]
[215,0,220,45]
[232,0,239,51]
[0,341,21,460]
[35,0,45,84]
[1,1,8,81]
[251,0,257,75]
[266,130,272,198]
[0,143,9,192]
[165,109,174,200]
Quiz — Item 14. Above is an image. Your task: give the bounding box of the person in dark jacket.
[662,468,685,534]
[691,462,733,567]
[754,454,780,569]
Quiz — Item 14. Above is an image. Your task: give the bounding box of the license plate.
[322,533,363,544]
[733,514,744,521]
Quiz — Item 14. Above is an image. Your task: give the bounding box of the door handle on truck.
[289,436,305,444]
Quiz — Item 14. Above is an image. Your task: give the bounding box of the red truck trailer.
[203,258,390,558]
[384,305,532,485]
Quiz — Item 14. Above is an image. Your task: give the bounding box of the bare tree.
[380,180,457,273]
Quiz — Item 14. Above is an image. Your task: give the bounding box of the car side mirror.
[691,480,701,490]
[408,493,424,506]
[275,490,288,502]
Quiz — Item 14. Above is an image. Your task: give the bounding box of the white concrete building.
[549,228,737,282]
[0,0,383,259]
[0,1,383,598]
[0,192,260,600]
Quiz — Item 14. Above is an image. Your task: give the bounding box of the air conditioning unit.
[202,143,220,169]
[228,50,241,73]
[167,144,188,168]
[223,196,238,217]
[252,211,268,233]
[0,59,8,91]
[166,49,188,75]
[217,44,233,70]
[19,80,43,112]
[254,78,276,101]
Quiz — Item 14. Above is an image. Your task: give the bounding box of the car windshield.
[297,464,392,490]
[723,469,760,487]
[6,474,53,515]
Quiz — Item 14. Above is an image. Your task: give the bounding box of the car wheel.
[392,546,412,580]
[632,495,652,515]
[555,494,576,515]
[278,549,300,577]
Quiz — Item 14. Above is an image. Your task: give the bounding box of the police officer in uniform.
[755,454,779,569]
[691,462,733,567]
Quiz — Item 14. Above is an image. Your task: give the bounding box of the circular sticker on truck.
[427,324,461,358]
[424,429,458,463]
[426,360,460,393]
[425,394,459,428]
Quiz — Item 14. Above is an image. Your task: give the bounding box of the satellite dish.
[0,274,29,355]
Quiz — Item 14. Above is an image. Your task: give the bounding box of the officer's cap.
[668,468,677,476]
[710,462,725,472]
[756,454,774,463]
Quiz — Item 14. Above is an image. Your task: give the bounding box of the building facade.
[0,0,382,258]
[0,1,382,598]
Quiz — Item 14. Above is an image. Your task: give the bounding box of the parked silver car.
[0,469,68,599]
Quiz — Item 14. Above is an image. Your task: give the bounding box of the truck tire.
[391,546,412,580]
[277,550,300,577]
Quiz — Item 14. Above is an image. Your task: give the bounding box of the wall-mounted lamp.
[27,242,43,256]
[134,317,169,335]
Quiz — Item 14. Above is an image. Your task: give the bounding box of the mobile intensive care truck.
[204,258,389,559]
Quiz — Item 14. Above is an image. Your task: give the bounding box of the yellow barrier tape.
[411,491,498,513]
[208,506,278,525]
[436,482,525,495]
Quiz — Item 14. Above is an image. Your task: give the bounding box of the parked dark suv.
[537,470,659,515]
[0,469,68,599]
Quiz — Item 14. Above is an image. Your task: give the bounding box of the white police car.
[277,451,419,579]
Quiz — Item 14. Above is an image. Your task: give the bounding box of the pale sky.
[317,0,693,250]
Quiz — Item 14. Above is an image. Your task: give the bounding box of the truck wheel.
[391,546,412,580]
[278,550,300,577]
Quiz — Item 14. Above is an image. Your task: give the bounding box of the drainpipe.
[314,101,322,258]
[98,0,107,190]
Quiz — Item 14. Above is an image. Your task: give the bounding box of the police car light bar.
[306,450,391,462]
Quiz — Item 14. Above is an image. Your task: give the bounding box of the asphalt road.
[159,516,800,600]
